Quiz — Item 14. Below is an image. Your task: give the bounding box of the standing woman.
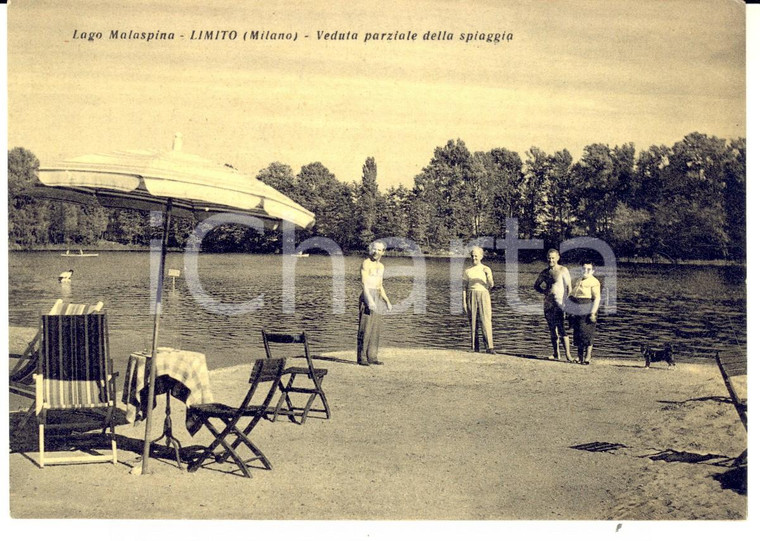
[357,241,393,366]
[462,246,495,353]
[568,261,601,364]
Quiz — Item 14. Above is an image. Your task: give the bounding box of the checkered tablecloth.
[122,347,214,423]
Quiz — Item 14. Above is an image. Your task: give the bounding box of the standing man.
[462,246,495,353]
[533,248,574,361]
[357,241,393,366]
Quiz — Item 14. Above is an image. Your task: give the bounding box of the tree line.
[7,131,745,261]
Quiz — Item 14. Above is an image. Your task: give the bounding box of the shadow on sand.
[657,396,733,406]
[9,409,281,475]
[8,409,189,467]
[713,463,747,495]
[9,409,131,466]
[570,440,746,495]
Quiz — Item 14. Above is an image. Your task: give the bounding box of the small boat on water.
[62,249,99,257]
[288,251,309,258]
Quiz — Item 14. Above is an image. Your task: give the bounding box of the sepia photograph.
[2,0,754,536]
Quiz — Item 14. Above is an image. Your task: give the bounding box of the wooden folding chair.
[186,358,286,478]
[34,310,119,467]
[262,329,331,425]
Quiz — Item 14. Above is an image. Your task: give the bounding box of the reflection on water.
[7,252,746,370]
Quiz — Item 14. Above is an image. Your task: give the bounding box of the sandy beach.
[8,345,747,522]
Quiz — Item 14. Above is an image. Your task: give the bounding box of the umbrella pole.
[141,199,173,474]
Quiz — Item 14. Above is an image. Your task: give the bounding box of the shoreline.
[9,346,746,520]
[7,248,747,267]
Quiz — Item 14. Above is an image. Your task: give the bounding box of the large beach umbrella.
[35,134,315,474]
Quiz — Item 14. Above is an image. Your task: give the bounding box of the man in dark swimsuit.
[533,249,574,361]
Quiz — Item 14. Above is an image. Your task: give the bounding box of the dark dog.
[640,344,675,369]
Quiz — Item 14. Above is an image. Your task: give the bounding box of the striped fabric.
[40,314,112,410]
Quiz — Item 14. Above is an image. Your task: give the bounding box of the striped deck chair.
[10,300,103,430]
[34,307,118,467]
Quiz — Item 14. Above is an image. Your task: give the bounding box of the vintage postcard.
[3,0,754,537]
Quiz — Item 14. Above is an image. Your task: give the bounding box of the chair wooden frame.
[715,351,747,430]
[9,332,41,401]
[715,351,747,467]
[11,300,64,400]
[186,358,286,478]
[262,329,331,425]
[35,310,118,467]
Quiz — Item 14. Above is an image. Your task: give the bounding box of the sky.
[5,0,747,189]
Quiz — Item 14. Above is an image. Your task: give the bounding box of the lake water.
[7,252,746,371]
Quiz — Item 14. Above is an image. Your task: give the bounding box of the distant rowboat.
[62,249,99,257]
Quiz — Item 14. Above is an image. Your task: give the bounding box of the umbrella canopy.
[35,135,315,474]
[36,135,315,229]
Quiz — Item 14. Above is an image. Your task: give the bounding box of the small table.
[122,348,214,468]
